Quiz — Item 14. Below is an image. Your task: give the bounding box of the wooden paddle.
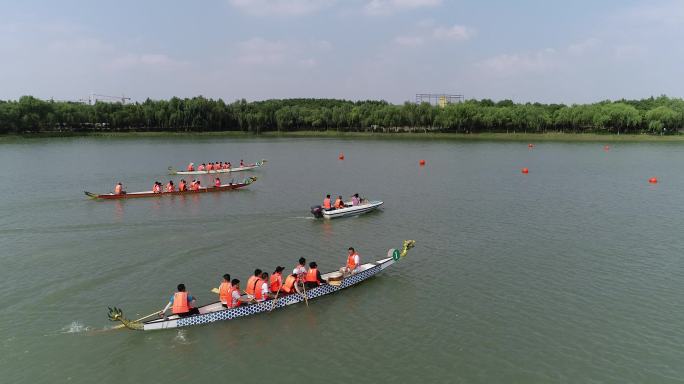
[300,280,309,307]
[269,286,282,312]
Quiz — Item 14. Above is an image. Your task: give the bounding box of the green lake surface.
[1,137,683,383]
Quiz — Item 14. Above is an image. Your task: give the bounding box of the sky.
[1,0,683,104]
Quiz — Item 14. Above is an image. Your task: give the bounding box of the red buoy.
[419,159,426,166]
[528,143,535,148]
[521,167,529,174]
[649,177,658,184]
[338,152,345,160]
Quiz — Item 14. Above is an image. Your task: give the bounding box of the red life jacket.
[269,273,282,292]
[179,182,186,191]
[172,292,190,314]
[282,275,296,293]
[253,279,265,300]
[219,282,231,304]
[214,179,221,187]
[305,268,320,284]
[347,253,359,270]
[323,198,331,209]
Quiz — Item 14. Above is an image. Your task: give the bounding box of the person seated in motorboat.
[186,162,194,172]
[114,182,125,195]
[304,262,325,289]
[245,269,263,296]
[159,283,200,318]
[254,272,275,302]
[322,194,332,210]
[280,273,297,294]
[166,180,175,192]
[334,195,345,209]
[351,193,361,206]
[152,181,162,194]
[270,266,285,294]
[179,179,187,191]
[343,247,360,275]
[240,159,245,167]
[214,177,221,187]
[218,274,232,308]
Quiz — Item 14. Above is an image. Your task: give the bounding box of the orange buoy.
[419,159,426,166]
[521,167,529,174]
[528,143,535,148]
[648,177,658,184]
[338,152,344,160]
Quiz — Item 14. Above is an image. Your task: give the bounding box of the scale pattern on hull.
[174,262,384,328]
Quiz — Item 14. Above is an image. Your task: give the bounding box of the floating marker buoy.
[419,159,426,166]
[528,143,535,148]
[338,152,344,160]
[521,168,529,174]
[649,177,658,184]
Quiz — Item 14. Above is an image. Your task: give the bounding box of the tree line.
[1,95,683,135]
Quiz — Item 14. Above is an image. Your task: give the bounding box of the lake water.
[1,136,683,383]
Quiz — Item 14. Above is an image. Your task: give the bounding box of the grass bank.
[2,130,684,143]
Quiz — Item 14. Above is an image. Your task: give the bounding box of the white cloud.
[432,25,475,41]
[237,38,289,65]
[393,35,424,46]
[478,49,557,77]
[567,37,601,56]
[364,0,442,15]
[235,37,331,68]
[228,0,335,16]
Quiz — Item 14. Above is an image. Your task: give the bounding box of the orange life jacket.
[334,198,344,209]
[219,282,231,304]
[214,179,221,187]
[282,275,296,293]
[153,184,161,193]
[198,165,205,171]
[269,273,282,293]
[253,279,265,300]
[305,268,320,284]
[347,253,359,270]
[228,286,242,308]
[179,182,186,191]
[207,163,213,171]
[187,164,194,171]
[191,183,200,191]
[166,183,175,192]
[172,292,190,314]
[323,198,331,209]
[114,184,122,194]
[245,276,257,295]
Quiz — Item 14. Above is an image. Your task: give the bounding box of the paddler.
[304,262,325,289]
[322,194,332,210]
[254,272,274,302]
[191,180,201,191]
[153,181,162,194]
[226,162,232,170]
[186,162,194,172]
[159,284,200,318]
[179,179,187,191]
[218,274,231,308]
[344,247,360,275]
[198,163,206,171]
[214,177,221,187]
[228,279,247,308]
[281,273,297,293]
[293,258,307,280]
[334,195,344,209]
[114,182,125,195]
[207,162,214,171]
[166,180,175,192]
[270,266,285,293]
[245,269,263,296]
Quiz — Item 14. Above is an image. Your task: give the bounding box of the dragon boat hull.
[85,177,257,200]
[108,241,415,331]
[169,160,267,175]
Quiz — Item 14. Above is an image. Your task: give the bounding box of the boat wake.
[289,216,316,220]
[60,321,91,334]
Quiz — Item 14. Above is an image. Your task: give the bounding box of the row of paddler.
[158,247,361,318]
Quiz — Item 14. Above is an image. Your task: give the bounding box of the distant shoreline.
[2,130,684,142]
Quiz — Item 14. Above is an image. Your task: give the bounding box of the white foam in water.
[174,329,188,343]
[61,321,90,334]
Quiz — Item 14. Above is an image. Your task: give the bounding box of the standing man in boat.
[323,194,332,210]
[245,269,263,296]
[334,195,345,209]
[218,274,231,308]
[305,262,325,289]
[159,284,200,318]
[114,182,125,195]
[270,266,285,293]
[344,247,360,275]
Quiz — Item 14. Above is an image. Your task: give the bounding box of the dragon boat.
[310,200,383,219]
[85,177,257,200]
[168,160,267,175]
[108,240,415,331]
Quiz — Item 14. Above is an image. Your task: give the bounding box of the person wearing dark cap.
[270,266,285,293]
[304,262,325,289]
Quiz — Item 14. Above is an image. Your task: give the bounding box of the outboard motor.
[310,205,323,218]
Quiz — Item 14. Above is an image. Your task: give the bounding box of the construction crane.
[89,93,131,105]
